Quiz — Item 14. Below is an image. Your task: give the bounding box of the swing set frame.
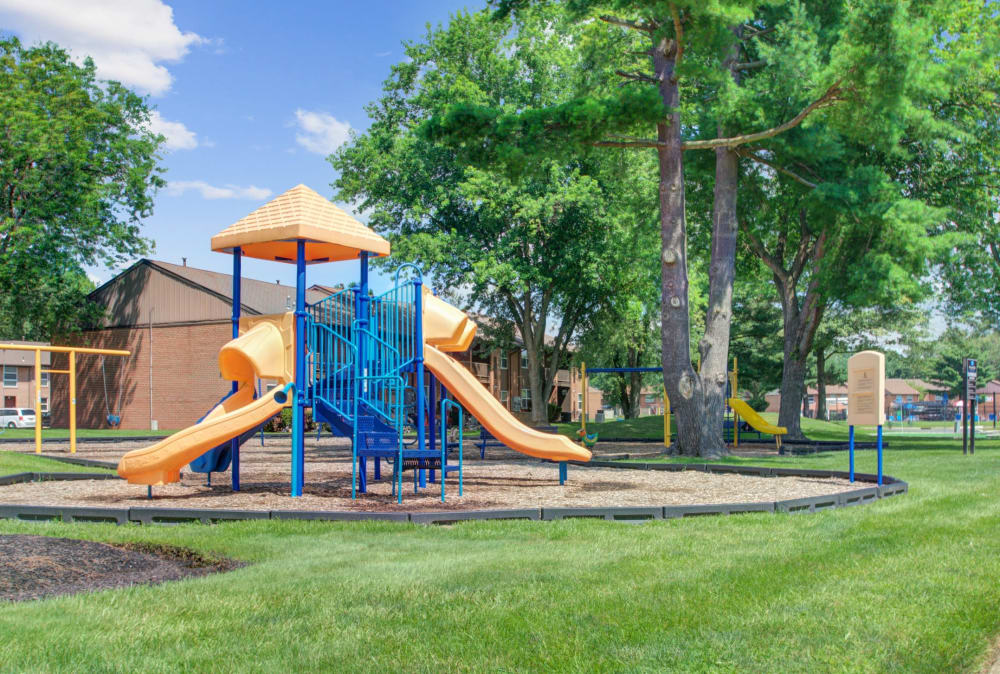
[0,344,130,454]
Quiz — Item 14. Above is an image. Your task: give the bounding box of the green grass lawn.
[0,427,174,440]
[0,451,114,475]
[0,432,999,671]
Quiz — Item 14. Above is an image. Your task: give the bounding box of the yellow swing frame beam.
[0,344,130,454]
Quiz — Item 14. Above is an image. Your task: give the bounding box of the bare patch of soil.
[0,534,239,602]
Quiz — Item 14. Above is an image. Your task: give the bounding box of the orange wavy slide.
[422,290,591,463]
[117,313,294,485]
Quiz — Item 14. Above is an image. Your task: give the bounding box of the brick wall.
[51,322,232,430]
[0,365,50,411]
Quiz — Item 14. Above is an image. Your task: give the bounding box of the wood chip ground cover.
[0,438,857,512]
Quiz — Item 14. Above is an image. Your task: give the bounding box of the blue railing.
[369,277,419,377]
[308,288,356,420]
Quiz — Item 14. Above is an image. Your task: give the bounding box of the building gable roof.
[87,259,333,327]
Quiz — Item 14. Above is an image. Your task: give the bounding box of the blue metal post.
[231,246,242,491]
[414,278,425,471]
[559,461,568,485]
[291,240,306,497]
[848,425,855,483]
[877,424,883,486]
[428,373,437,484]
[358,253,370,493]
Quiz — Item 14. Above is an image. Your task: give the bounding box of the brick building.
[0,341,50,413]
[52,259,602,430]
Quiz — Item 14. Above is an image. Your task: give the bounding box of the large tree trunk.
[775,281,825,439]
[654,40,703,456]
[525,342,546,424]
[779,350,808,439]
[816,346,827,421]
[697,144,739,457]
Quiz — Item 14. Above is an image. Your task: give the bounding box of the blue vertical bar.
[877,424,883,486]
[559,461,567,485]
[292,240,306,497]
[231,247,241,491]
[429,371,436,452]
[414,278,425,456]
[848,425,855,483]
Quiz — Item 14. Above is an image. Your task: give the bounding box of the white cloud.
[147,110,197,150]
[375,50,391,57]
[293,109,352,155]
[166,181,272,200]
[0,0,205,95]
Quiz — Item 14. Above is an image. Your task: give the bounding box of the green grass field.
[0,451,114,475]
[0,427,173,440]
[0,426,998,671]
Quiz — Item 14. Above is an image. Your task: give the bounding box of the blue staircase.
[307,274,459,502]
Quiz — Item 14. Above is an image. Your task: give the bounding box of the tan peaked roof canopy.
[210,184,390,264]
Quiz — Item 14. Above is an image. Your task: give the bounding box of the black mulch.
[0,534,240,602]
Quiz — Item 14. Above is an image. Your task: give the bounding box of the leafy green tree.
[0,38,163,339]
[738,1,998,436]
[577,213,660,419]
[332,9,640,423]
[426,0,935,456]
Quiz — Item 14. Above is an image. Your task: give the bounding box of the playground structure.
[0,343,130,454]
[117,184,590,502]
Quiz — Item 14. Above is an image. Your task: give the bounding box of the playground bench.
[478,425,559,459]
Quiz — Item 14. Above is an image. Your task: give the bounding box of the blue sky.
[0,0,477,292]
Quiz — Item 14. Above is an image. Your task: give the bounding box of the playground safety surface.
[0,437,864,513]
[0,534,237,602]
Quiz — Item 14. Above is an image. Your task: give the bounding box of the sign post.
[963,358,977,455]
[847,351,886,484]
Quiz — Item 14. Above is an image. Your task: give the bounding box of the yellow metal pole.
[34,348,41,453]
[0,344,129,356]
[69,351,76,454]
[663,386,670,448]
[733,357,739,449]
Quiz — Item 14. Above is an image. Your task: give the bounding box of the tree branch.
[734,60,767,71]
[594,136,666,149]
[682,80,843,151]
[742,225,787,283]
[735,148,817,189]
[670,4,683,75]
[599,15,656,33]
[615,70,658,85]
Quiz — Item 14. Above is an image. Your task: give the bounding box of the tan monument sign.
[847,350,885,427]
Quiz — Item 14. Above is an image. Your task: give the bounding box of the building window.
[40,397,48,413]
[577,393,582,410]
[500,390,508,406]
[808,395,815,405]
[40,371,49,388]
[645,394,656,403]
[520,350,528,369]
[499,352,508,370]
[520,388,531,411]
[2,366,16,387]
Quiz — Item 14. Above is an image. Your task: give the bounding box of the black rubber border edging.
[0,458,907,526]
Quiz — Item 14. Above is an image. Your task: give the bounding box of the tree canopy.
[332,8,646,423]
[0,37,163,340]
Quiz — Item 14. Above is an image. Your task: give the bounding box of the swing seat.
[107,414,121,426]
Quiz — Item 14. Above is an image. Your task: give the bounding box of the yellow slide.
[422,290,591,463]
[727,398,786,449]
[118,313,294,485]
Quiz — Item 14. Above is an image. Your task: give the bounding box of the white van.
[0,408,35,428]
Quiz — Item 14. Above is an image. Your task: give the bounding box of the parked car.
[0,408,36,428]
